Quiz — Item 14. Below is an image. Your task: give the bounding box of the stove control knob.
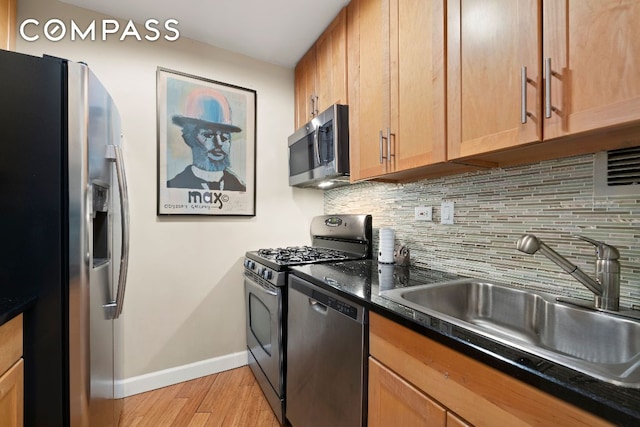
[265,270,273,280]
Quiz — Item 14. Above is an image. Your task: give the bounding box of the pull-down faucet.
[516,234,620,311]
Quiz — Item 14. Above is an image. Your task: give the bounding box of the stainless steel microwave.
[288,104,350,189]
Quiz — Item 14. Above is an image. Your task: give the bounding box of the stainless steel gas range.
[243,214,372,424]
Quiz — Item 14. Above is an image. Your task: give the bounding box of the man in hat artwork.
[167,88,246,191]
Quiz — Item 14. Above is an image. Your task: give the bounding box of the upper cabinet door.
[543,0,640,140]
[349,0,446,181]
[0,0,16,51]
[447,0,541,160]
[294,47,317,130]
[391,0,447,171]
[294,8,348,131]
[348,0,388,181]
[315,8,348,114]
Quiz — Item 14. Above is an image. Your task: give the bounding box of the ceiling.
[60,0,350,68]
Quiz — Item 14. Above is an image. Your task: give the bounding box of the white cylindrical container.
[378,228,395,264]
[378,263,395,292]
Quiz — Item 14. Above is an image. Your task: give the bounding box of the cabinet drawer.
[0,314,22,376]
[0,358,23,427]
[369,312,611,427]
[369,357,447,427]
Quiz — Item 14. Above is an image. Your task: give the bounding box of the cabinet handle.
[310,95,315,118]
[379,130,385,164]
[387,128,396,168]
[545,58,552,118]
[314,95,319,116]
[521,66,528,124]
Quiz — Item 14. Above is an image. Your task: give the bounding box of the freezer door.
[67,62,128,427]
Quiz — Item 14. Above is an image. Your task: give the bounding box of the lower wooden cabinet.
[0,314,24,427]
[0,360,23,426]
[369,357,470,427]
[369,312,612,427]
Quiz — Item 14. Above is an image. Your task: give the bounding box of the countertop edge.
[0,294,38,327]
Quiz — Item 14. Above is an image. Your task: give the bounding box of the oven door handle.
[245,273,278,296]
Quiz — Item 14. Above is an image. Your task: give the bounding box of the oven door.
[244,271,284,396]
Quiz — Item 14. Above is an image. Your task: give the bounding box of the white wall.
[16,0,324,390]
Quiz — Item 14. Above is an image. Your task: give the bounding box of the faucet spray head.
[516,234,540,255]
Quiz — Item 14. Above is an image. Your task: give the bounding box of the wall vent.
[594,147,640,196]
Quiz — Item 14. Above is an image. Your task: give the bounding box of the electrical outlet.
[441,201,454,225]
[415,206,432,221]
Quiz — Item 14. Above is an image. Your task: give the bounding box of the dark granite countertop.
[0,291,37,326]
[291,260,640,426]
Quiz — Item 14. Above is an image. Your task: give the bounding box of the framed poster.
[157,67,256,216]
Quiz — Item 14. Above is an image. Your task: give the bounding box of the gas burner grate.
[256,246,351,265]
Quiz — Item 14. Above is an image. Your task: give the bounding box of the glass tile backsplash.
[325,154,640,310]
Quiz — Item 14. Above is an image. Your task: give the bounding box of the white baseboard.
[115,350,249,398]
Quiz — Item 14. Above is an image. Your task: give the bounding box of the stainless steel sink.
[380,279,640,387]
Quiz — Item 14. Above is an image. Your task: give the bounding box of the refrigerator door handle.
[106,142,130,319]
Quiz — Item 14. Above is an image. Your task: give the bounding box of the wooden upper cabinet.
[447,412,472,427]
[349,0,446,181]
[293,8,347,130]
[294,47,317,129]
[0,0,16,51]
[543,0,640,140]
[449,0,640,163]
[315,8,348,114]
[348,0,387,180]
[392,0,447,173]
[447,0,541,161]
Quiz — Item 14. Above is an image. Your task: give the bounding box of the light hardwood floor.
[118,366,281,427]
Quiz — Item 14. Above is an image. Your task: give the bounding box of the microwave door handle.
[314,128,321,165]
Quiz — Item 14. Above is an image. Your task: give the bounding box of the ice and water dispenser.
[92,182,110,268]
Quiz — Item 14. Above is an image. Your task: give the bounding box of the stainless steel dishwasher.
[286,274,367,427]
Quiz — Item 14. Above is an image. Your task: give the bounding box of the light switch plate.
[415,206,433,221]
[441,201,454,225]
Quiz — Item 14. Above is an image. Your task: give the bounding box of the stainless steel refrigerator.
[0,49,130,426]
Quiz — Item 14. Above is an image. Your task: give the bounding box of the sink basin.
[380,279,640,387]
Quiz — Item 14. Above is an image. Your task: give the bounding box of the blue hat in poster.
[172,88,242,133]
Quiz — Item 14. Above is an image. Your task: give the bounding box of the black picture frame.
[156,67,256,216]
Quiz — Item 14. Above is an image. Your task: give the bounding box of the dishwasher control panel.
[290,275,364,323]
[311,290,358,320]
